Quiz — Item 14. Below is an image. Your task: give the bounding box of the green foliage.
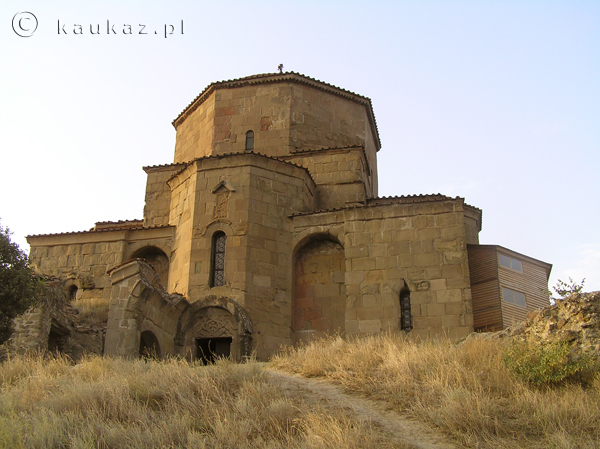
[504,339,596,386]
[0,221,44,344]
[553,277,585,299]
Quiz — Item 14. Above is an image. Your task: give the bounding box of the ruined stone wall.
[292,198,475,340]
[9,277,104,361]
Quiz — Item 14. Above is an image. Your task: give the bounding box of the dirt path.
[265,368,458,449]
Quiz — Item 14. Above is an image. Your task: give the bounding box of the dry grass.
[0,353,398,449]
[270,334,600,449]
[71,297,110,327]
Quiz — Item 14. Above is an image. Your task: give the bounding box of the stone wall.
[105,259,253,361]
[143,164,184,227]
[172,75,380,174]
[292,196,475,340]
[9,277,104,361]
[284,146,374,209]
[27,227,175,303]
[28,239,124,301]
[165,153,315,359]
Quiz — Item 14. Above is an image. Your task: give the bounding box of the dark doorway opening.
[48,323,68,353]
[196,337,232,364]
[139,331,161,359]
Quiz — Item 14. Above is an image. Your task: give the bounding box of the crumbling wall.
[502,291,600,355]
[8,277,105,361]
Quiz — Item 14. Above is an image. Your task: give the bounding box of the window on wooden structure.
[502,287,527,307]
[400,289,413,332]
[499,254,523,272]
[211,232,227,287]
[245,130,254,151]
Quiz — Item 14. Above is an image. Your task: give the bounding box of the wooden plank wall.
[467,245,502,331]
[498,253,551,328]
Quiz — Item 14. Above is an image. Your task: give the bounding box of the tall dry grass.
[270,334,600,449]
[71,297,110,327]
[0,353,398,449]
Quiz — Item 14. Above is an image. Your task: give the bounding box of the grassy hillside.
[271,334,600,448]
[0,352,397,449]
[1,334,599,448]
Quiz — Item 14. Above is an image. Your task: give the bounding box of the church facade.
[26,73,551,361]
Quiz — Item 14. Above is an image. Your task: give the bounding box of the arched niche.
[292,234,346,344]
[175,296,253,362]
[131,246,169,289]
[139,330,161,359]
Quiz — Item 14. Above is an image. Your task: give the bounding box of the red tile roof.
[290,194,481,217]
[166,151,316,185]
[27,224,173,239]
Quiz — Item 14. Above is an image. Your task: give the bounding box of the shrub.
[503,339,596,386]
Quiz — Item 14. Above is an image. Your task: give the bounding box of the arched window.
[245,130,254,151]
[68,285,78,302]
[211,232,227,287]
[400,288,413,332]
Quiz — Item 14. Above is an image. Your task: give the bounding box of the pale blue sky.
[1,1,599,292]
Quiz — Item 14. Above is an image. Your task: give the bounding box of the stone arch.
[292,226,345,256]
[63,278,80,301]
[292,234,346,343]
[131,246,169,289]
[175,296,253,362]
[105,260,188,359]
[139,330,161,359]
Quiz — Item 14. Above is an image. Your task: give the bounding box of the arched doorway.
[139,330,161,359]
[190,307,236,364]
[292,237,346,343]
[131,247,169,289]
[175,296,253,362]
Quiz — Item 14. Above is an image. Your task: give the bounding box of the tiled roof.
[94,219,143,231]
[172,72,381,150]
[27,224,173,239]
[143,162,186,172]
[166,151,316,185]
[288,145,364,154]
[290,194,477,217]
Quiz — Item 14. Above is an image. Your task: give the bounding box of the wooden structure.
[467,244,552,331]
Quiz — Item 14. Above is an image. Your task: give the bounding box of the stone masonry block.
[359,319,381,333]
[435,289,462,303]
[357,307,382,320]
[351,257,376,272]
[346,320,360,333]
[445,302,463,315]
[426,303,445,316]
[429,279,447,291]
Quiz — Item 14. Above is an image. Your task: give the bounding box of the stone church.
[24,72,552,361]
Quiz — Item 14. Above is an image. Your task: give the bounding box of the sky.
[1,1,599,293]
